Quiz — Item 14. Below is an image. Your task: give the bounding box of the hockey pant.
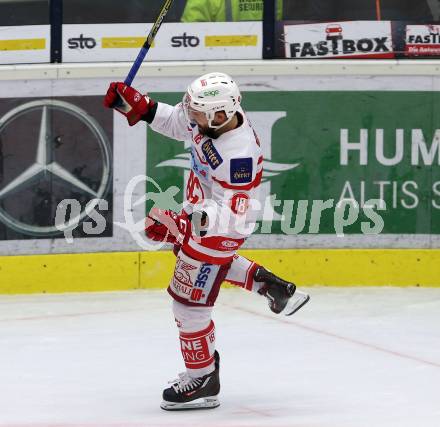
[170,244,265,302]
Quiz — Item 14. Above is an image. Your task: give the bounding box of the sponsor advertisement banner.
[406,25,440,56]
[147,91,440,236]
[1,73,440,254]
[0,25,50,64]
[62,22,261,62]
[283,21,394,59]
[0,96,113,241]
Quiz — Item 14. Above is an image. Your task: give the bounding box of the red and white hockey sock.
[225,254,264,293]
[179,320,216,378]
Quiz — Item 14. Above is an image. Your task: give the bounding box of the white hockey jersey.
[149,102,262,265]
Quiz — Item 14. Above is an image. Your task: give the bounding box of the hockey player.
[104,73,308,410]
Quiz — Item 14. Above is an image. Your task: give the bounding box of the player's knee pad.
[168,248,231,306]
[172,299,212,333]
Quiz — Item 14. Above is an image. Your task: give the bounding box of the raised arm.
[103,82,188,141]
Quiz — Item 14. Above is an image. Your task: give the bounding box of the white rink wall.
[0,60,440,255]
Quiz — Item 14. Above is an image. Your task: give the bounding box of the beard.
[198,125,220,139]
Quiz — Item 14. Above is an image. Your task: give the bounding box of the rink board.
[1,61,440,256]
[0,249,439,294]
[0,62,440,294]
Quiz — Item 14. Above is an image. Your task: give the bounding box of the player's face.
[183,94,226,135]
[188,108,208,128]
[188,108,210,132]
[188,109,227,136]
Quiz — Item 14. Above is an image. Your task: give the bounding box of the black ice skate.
[255,267,310,316]
[160,351,220,411]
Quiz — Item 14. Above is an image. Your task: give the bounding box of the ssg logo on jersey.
[201,140,223,170]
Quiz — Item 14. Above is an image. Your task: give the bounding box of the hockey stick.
[124,0,174,86]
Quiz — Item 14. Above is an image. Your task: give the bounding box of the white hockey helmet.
[182,72,242,129]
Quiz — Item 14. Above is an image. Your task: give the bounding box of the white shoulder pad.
[211,126,261,187]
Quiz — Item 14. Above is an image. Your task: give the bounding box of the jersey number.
[230,193,250,215]
[186,170,204,204]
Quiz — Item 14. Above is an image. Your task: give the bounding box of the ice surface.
[0,287,439,427]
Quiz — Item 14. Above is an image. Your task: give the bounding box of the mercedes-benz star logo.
[0,99,112,236]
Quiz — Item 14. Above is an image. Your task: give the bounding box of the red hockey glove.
[103,82,156,126]
[145,208,191,245]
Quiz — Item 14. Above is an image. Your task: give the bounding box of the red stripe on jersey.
[257,156,263,164]
[199,236,245,252]
[212,168,262,191]
[181,244,234,265]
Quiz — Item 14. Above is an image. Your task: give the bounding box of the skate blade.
[160,396,220,411]
[283,290,310,316]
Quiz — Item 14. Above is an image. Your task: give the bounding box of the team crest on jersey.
[201,139,223,170]
[172,257,198,298]
[174,258,197,285]
[230,158,253,183]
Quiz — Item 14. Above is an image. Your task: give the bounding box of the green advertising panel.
[147,91,440,235]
